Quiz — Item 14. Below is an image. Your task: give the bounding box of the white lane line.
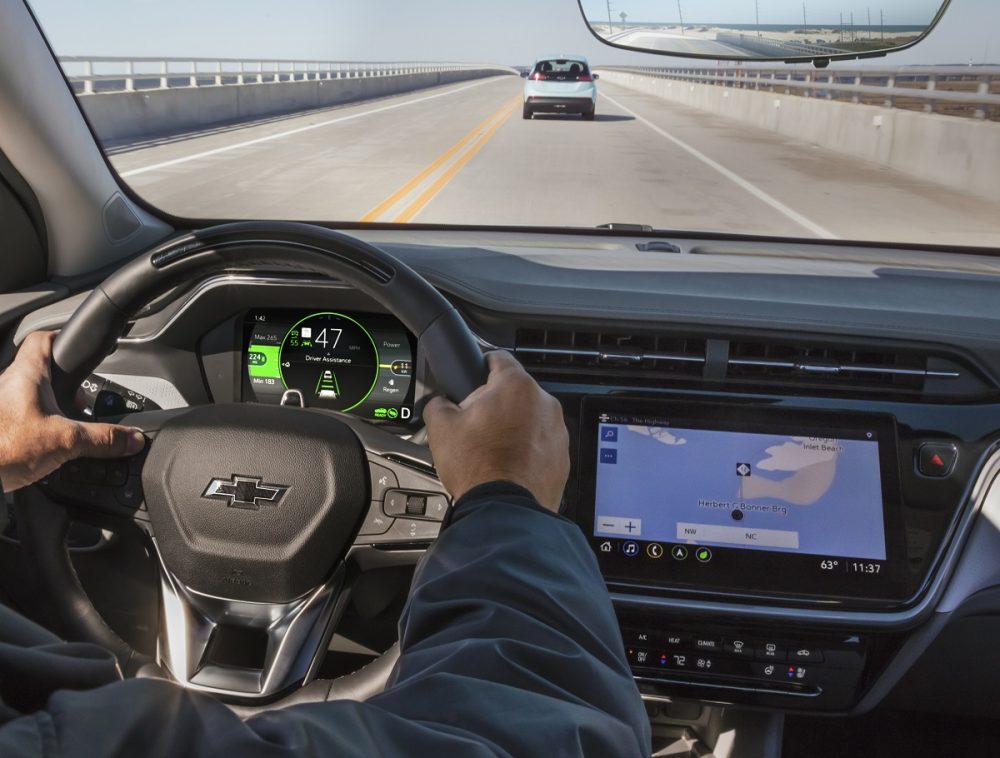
[600,92,838,239]
[119,78,504,178]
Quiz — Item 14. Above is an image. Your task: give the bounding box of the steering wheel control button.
[383,489,449,521]
[424,494,449,521]
[114,478,144,510]
[405,494,427,516]
[695,547,713,563]
[63,459,107,485]
[383,490,409,517]
[106,461,129,487]
[357,506,394,536]
[671,545,688,561]
[381,518,439,543]
[128,448,149,476]
[917,443,958,477]
[369,463,398,501]
[756,642,787,662]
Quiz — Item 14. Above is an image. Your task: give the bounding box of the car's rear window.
[531,59,590,80]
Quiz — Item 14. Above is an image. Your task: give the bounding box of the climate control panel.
[619,616,871,711]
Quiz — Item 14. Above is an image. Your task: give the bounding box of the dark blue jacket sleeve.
[0,483,650,757]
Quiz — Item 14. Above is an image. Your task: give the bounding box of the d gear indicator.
[245,309,416,421]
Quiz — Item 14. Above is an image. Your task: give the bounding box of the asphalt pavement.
[109,75,1000,247]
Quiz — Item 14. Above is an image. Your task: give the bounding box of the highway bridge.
[64,58,1000,247]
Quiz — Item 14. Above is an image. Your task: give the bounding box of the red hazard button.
[917,443,958,478]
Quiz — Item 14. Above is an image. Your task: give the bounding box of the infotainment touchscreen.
[579,398,911,606]
[595,425,886,560]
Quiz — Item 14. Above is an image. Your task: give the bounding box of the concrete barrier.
[597,69,1000,203]
[80,69,509,143]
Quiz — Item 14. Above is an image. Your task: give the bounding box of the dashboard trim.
[117,275,354,345]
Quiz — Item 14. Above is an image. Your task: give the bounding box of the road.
[606,29,752,57]
[110,75,1000,247]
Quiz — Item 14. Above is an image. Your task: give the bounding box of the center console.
[573,396,979,712]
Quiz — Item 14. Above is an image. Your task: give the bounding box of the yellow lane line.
[359,95,520,222]
[392,98,519,223]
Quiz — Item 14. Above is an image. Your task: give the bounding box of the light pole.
[802,3,807,34]
[755,0,761,38]
[605,0,613,34]
[677,1,685,35]
[880,9,885,42]
[867,8,872,40]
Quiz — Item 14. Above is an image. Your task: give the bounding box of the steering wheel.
[16,221,487,703]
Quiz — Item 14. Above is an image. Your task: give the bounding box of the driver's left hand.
[0,331,146,493]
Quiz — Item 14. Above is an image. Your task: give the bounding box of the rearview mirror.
[576,0,952,65]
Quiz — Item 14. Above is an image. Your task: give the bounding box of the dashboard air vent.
[726,340,964,396]
[515,329,706,384]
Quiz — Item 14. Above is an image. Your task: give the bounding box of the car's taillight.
[577,74,592,81]
[531,73,547,80]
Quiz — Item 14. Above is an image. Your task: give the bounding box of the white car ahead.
[522,55,598,120]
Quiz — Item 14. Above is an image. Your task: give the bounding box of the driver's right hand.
[423,350,569,511]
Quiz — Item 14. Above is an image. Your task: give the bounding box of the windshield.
[27,0,1000,248]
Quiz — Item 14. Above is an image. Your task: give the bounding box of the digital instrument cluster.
[243,309,416,422]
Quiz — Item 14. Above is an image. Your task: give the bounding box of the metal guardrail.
[598,65,1000,120]
[715,31,852,57]
[57,57,515,94]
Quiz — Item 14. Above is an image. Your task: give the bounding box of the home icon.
[600,541,613,553]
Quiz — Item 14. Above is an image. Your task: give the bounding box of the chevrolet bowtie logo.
[202,476,289,510]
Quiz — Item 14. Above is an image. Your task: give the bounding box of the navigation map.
[594,423,887,560]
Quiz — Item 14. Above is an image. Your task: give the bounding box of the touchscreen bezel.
[577,397,914,608]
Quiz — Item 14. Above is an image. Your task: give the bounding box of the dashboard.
[25,228,1000,720]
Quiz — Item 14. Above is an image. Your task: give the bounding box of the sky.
[27,0,997,65]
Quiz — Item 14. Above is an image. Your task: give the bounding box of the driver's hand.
[0,331,146,493]
[424,350,569,511]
